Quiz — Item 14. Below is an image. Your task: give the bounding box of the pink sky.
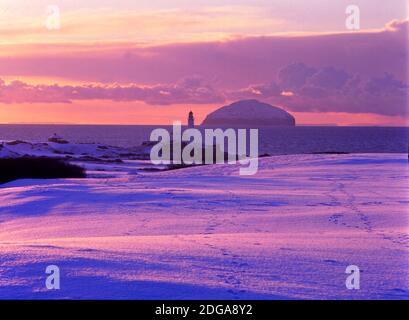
[0,0,407,125]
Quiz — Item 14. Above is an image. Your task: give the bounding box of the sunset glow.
[0,0,407,125]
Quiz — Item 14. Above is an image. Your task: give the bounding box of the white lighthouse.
[188,111,195,128]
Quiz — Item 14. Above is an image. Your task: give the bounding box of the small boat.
[48,133,69,144]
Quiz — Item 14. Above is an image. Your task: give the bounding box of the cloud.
[0,20,407,117]
[0,76,225,105]
[231,64,408,117]
[385,19,409,33]
[0,19,407,87]
[1,63,407,117]
[307,66,351,90]
[0,6,286,45]
[278,63,317,90]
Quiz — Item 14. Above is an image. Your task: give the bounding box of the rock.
[201,99,295,127]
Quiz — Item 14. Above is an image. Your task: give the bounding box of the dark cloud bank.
[0,20,407,116]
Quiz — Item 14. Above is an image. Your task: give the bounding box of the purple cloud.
[0,20,407,117]
[248,66,408,116]
[0,63,407,117]
[278,63,317,90]
[0,20,407,87]
[0,76,225,105]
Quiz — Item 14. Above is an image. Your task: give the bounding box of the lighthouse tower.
[188,111,195,128]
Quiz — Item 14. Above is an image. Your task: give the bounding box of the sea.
[0,125,408,155]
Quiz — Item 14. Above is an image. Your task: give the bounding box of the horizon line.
[1,123,408,128]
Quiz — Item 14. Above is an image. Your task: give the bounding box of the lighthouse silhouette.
[188,111,195,128]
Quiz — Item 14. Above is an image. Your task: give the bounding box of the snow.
[0,153,408,299]
[0,140,151,161]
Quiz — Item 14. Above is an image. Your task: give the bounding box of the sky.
[0,0,408,125]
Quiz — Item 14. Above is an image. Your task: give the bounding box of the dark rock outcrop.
[202,99,295,127]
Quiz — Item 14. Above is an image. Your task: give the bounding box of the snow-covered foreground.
[0,154,408,299]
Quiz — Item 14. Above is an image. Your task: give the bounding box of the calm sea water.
[0,125,408,155]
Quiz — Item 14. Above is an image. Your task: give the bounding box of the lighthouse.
[188,111,195,128]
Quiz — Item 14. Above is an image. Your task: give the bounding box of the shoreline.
[1,151,407,185]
